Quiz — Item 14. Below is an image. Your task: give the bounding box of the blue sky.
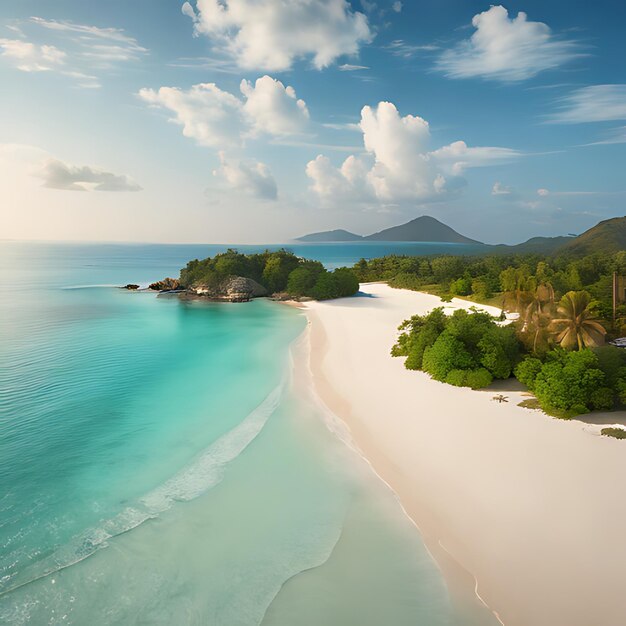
[1,0,625,244]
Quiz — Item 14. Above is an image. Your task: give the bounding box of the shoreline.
[298,283,626,626]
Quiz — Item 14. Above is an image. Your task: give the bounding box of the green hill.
[558,216,626,256]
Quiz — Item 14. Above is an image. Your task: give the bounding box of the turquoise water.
[0,242,490,625]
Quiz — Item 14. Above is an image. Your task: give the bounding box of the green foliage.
[311,267,360,300]
[601,427,626,439]
[423,334,474,381]
[450,276,472,296]
[533,350,606,416]
[179,249,358,301]
[394,308,520,388]
[286,261,324,297]
[514,357,543,390]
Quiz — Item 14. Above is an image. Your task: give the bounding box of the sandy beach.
[301,283,626,626]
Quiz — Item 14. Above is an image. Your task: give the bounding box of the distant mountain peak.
[296,215,480,244]
[296,229,363,242]
[365,215,481,244]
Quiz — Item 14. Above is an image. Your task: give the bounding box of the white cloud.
[386,40,438,59]
[549,85,626,123]
[338,63,369,71]
[307,101,520,204]
[139,83,244,149]
[0,17,147,87]
[492,182,512,195]
[29,17,146,51]
[0,38,66,71]
[436,5,580,82]
[213,151,277,199]
[392,2,403,13]
[181,0,372,71]
[138,76,309,148]
[36,158,142,191]
[240,75,309,137]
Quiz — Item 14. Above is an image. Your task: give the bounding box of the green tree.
[533,349,607,415]
[549,291,606,350]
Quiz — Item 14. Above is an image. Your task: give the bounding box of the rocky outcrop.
[190,276,268,302]
[149,277,181,291]
[123,284,140,290]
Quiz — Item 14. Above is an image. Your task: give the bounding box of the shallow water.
[0,242,491,625]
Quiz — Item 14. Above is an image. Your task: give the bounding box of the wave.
[0,383,284,597]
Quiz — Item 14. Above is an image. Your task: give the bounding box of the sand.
[301,283,626,626]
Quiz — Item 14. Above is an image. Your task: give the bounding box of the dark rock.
[149,277,180,291]
[123,284,140,290]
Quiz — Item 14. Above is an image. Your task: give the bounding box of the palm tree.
[549,291,606,350]
[523,283,555,353]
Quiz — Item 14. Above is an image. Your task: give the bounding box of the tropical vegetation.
[179,249,359,301]
[377,248,626,418]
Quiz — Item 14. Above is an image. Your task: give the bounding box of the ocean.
[0,241,490,625]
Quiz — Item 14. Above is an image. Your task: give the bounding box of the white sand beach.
[301,283,626,626]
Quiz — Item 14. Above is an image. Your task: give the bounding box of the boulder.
[189,276,268,302]
[149,277,180,291]
[222,276,268,302]
[123,284,140,290]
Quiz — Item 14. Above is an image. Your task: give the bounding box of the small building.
[609,337,626,349]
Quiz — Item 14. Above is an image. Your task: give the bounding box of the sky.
[1,0,625,245]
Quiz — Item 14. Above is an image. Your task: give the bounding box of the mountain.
[492,236,575,255]
[297,216,481,244]
[297,229,363,242]
[558,216,626,257]
[364,216,482,244]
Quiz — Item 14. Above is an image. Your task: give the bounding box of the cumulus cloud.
[212,151,277,199]
[181,0,372,71]
[307,101,520,204]
[139,83,244,149]
[436,5,580,82]
[240,75,309,136]
[138,76,309,148]
[37,159,142,191]
[549,85,626,123]
[0,38,66,71]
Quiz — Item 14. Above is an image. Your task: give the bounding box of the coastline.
[299,283,626,626]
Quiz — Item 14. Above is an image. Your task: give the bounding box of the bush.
[590,387,614,411]
[310,268,360,300]
[423,333,474,381]
[450,276,472,296]
[533,350,606,415]
[394,308,520,386]
[514,357,543,390]
[466,368,494,389]
[601,427,626,439]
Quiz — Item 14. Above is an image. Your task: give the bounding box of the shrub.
[514,357,543,390]
[590,387,614,411]
[394,308,520,385]
[450,276,472,296]
[465,368,494,389]
[533,350,606,415]
[422,333,474,381]
[601,427,626,439]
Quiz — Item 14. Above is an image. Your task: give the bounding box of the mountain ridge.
[296,216,481,244]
